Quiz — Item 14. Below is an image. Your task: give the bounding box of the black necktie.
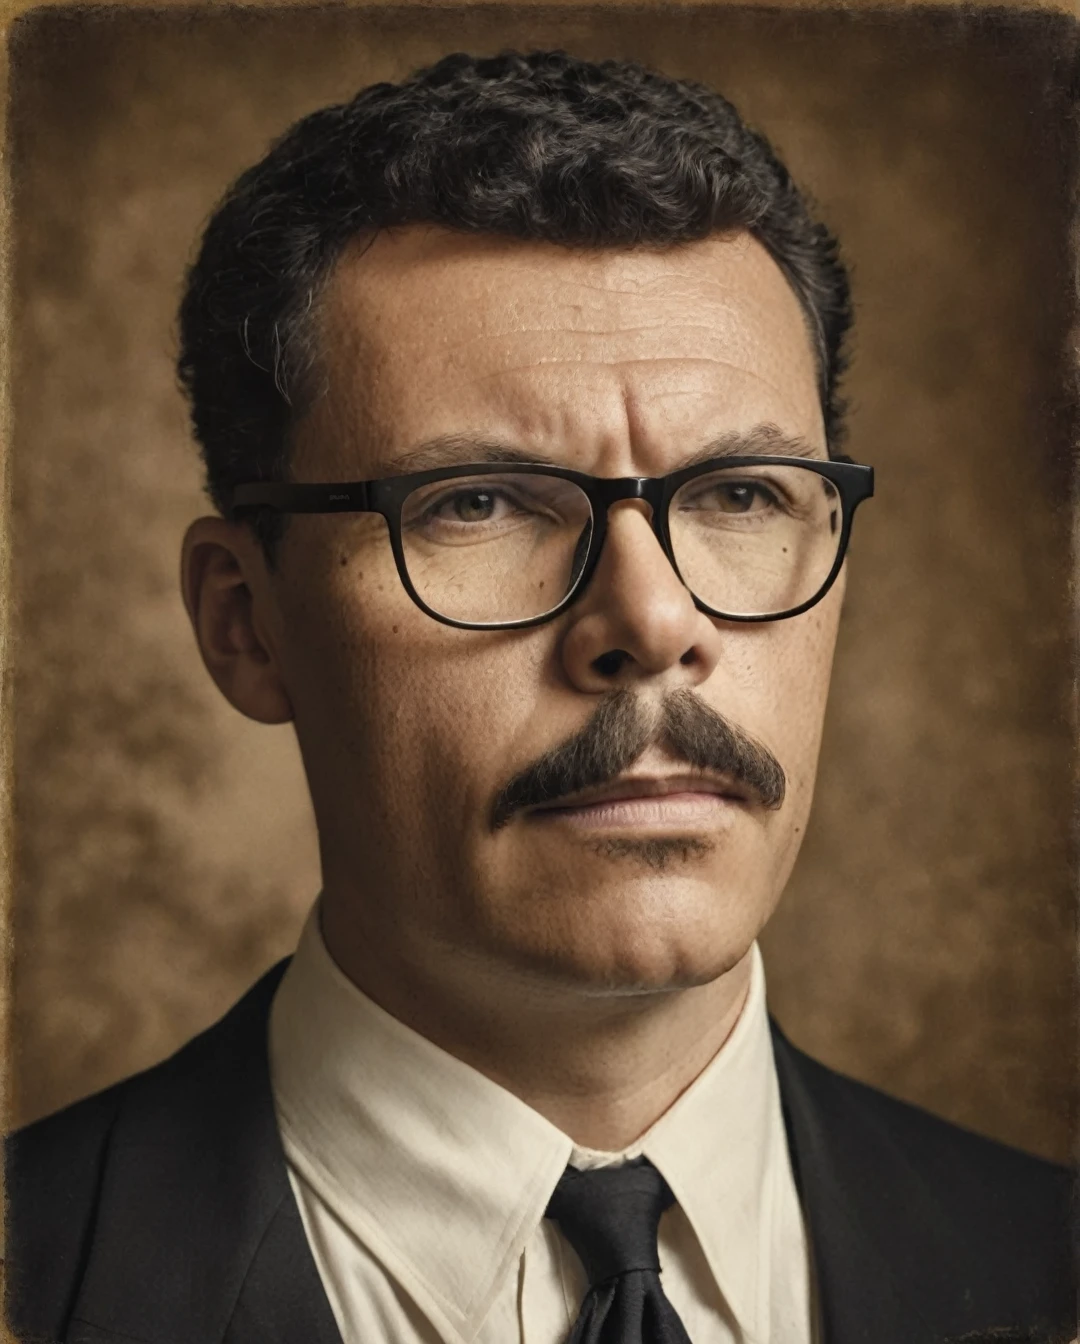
[545,1156,695,1344]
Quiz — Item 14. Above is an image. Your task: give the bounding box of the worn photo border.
[0,0,1075,1331]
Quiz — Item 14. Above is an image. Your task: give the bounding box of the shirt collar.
[270,900,780,1341]
[640,935,783,1335]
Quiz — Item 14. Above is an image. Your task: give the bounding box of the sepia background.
[7,5,1076,1162]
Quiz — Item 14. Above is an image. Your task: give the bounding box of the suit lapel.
[771,1021,938,1344]
[223,1191,343,1344]
[66,960,342,1344]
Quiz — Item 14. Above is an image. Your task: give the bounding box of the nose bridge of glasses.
[591,475,666,535]
[592,475,655,508]
[585,475,679,584]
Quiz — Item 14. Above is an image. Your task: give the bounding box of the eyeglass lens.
[398,464,842,626]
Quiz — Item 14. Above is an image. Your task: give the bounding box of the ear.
[180,516,294,725]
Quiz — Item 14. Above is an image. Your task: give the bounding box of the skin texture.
[182,225,844,1149]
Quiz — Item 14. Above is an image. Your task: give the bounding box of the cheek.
[376,649,557,878]
[405,651,551,823]
[286,556,545,834]
[776,606,841,790]
[717,607,840,904]
[721,597,841,799]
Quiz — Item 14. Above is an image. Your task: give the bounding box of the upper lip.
[528,772,752,812]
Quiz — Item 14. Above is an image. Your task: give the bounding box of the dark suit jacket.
[6,959,1074,1344]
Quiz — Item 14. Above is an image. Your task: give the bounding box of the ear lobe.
[181,517,294,725]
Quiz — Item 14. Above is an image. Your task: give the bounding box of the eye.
[403,473,592,541]
[445,489,500,523]
[684,480,780,514]
[717,482,770,512]
[425,487,519,525]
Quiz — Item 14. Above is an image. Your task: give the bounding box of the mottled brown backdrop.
[8,5,1076,1161]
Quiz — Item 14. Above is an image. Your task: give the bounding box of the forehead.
[294,225,824,477]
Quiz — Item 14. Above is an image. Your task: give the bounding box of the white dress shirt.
[269,902,816,1344]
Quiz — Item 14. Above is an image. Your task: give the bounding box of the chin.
[533,936,750,998]
[487,876,763,997]
[469,826,781,994]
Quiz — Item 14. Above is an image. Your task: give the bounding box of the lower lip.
[527,791,743,829]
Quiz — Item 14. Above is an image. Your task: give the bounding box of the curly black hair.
[177,49,852,558]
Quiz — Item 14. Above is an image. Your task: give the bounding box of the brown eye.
[706,482,775,513]
[452,490,497,522]
[720,484,757,512]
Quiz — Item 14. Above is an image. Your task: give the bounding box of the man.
[7,48,1072,1344]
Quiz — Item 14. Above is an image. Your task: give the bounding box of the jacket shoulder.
[6,1076,131,1340]
[772,1022,1074,1329]
[5,960,291,1341]
[786,1031,1070,1193]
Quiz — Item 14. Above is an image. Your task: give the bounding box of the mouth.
[524,773,752,830]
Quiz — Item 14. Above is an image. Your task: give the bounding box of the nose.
[558,499,726,694]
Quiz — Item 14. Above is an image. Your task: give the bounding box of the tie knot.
[545,1157,675,1287]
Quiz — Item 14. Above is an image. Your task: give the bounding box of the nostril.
[594,649,629,677]
[679,647,696,666]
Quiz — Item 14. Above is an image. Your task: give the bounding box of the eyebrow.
[379,425,825,476]
[380,434,560,474]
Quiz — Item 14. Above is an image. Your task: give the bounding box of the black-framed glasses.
[232,455,874,630]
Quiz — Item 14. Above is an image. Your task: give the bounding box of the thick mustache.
[490,688,786,829]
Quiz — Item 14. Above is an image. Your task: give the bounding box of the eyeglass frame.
[231,453,875,631]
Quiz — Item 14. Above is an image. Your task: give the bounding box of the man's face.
[263,226,842,998]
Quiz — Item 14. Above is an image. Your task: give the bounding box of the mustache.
[490,688,786,829]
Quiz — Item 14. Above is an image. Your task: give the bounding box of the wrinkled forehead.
[292,225,825,479]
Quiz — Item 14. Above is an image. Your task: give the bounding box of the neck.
[319,896,753,1152]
